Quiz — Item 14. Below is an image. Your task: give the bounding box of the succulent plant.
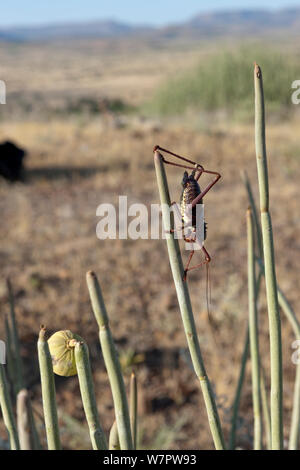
[1,63,299,452]
[48,330,83,377]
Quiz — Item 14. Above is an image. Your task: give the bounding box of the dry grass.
[0,38,218,109]
[0,36,299,449]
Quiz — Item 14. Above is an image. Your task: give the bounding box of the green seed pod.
[48,330,83,377]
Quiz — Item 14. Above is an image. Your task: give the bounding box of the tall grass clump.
[147,47,300,117]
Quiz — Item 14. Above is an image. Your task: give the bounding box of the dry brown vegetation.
[0,37,299,449]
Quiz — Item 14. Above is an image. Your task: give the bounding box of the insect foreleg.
[191,171,221,208]
[153,146,200,172]
[153,146,221,203]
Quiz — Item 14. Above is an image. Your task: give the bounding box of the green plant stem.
[256,258,300,449]
[256,272,271,450]
[86,271,133,450]
[7,278,24,393]
[130,372,138,449]
[109,420,120,450]
[243,166,300,450]
[37,326,61,450]
[229,271,271,450]
[272,277,300,451]
[289,361,300,450]
[256,258,300,339]
[276,286,300,339]
[0,364,20,449]
[254,63,283,449]
[247,208,262,449]
[154,149,225,450]
[228,325,249,450]
[243,171,300,335]
[241,171,263,258]
[280,285,300,450]
[260,367,272,449]
[74,341,107,450]
[243,172,299,332]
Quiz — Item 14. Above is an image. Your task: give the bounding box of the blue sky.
[1,0,300,27]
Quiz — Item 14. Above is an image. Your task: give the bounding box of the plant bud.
[48,330,83,377]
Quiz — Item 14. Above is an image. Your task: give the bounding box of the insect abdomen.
[180,180,207,239]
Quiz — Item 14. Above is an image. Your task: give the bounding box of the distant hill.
[0,20,152,41]
[1,8,300,42]
[165,8,300,37]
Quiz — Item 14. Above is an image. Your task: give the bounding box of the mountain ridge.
[1,8,300,42]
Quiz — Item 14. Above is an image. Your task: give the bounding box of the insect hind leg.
[183,249,195,281]
[183,245,211,281]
